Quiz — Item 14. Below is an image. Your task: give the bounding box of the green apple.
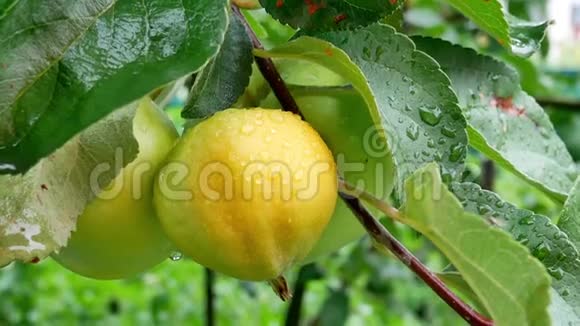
[52,98,179,279]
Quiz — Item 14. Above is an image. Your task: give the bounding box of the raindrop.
[539,128,550,139]
[363,47,371,60]
[562,289,570,297]
[477,204,492,215]
[270,111,285,123]
[441,126,457,138]
[469,89,478,101]
[419,106,442,126]
[449,144,465,162]
[518,214,535,226]
[241,124,254,134]
[169,252,183,261]
[375,46,384,59]
[532,242,551,261]
[406,123,419,140]
[547,267,564,280]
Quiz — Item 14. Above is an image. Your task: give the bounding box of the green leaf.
[0,0,228,174]
[559,178,580,250]
[442,0,548,57]
[451,182,580,320]
[259,0,401,31]
[550,288,580,326]
[255,24,468,199]
[402,164,551,326]
[242,9,296,50]
[413,37,576,202]
[182,13,253,119]
[0,101,141,266]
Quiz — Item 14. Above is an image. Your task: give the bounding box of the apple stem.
[232,4,494,326]
[269,276,293,301]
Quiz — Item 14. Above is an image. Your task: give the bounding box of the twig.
[338,179,402,222]
[205,268,215,326]
[339,193,493,326]
[232,4,493,326]
[480,160,495,191]
[232,6,302,117]
[284,266,310,326]
[537,97,580,112]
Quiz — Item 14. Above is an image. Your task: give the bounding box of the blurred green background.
[2,0,579,325]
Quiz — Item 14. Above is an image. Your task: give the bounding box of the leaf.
[255,24,468,200]
[259,0,401,31]
[0,0,228,174]
[559,178,580,250]
[450,182,580,320]
[413,37,576,202]
[550,288,580,326]
[241,9,296,50]
[0,101,141,266]
[402,164,551,326]
[442,0,548,57]
[182,13,253,119]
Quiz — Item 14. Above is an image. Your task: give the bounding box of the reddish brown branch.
[340,193,493,326]
[232,6,302,117]
[232,5,493,325]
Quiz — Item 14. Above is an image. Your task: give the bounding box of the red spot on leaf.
[305,0,324,15]
[389,0,397,4]
[334,13,347,24]
[276,0,284,7]
[324,48,333,56]
[30,257,40,264]
[1,63,6,69]
[491,96,526,117]
[41,184,48,190]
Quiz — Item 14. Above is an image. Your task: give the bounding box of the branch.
[536,97,580,112]
[205,268,215,326]
[339,193,492,326]
[232,6,302,117]
[480,160,495,191]
[232,5,493,326]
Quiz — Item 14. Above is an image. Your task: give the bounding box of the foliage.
[1,0,580,325]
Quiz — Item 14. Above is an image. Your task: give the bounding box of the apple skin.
[52,98,179,280]
[154,108,338,281]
